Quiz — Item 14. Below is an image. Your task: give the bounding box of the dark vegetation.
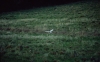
[0,0,82,12]
[0,0,100,62]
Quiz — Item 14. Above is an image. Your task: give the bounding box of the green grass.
[0,0,100,62]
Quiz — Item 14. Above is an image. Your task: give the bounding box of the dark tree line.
[0,0,82,12]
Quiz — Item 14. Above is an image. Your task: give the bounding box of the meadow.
[0,0,100,62]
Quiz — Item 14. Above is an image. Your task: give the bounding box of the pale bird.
[45,29,53,33]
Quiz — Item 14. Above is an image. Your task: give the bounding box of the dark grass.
[0,0,100,62]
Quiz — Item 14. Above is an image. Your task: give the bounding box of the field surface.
[0,0,100,62]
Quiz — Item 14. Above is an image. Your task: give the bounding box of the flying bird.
[45,29,54,33]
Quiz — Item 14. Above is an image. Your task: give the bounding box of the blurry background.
[0,0,85,12]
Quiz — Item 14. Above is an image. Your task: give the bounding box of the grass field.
[0,0,100,62]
